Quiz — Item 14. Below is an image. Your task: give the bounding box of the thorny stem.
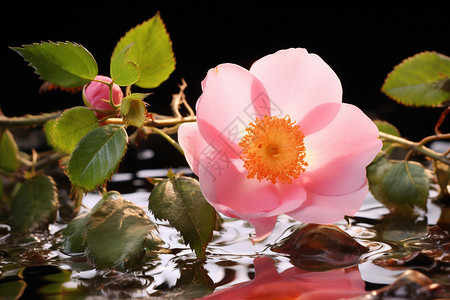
[105,115,196,127]
[379,131,450,165]
[0,111,62,128]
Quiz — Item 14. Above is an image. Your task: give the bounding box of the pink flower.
[83,75,123,116]
[178,48,382,241]
[198,256,367,300]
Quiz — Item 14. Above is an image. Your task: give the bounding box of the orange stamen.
[239,115,307,184]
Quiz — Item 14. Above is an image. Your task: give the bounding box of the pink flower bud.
[83,75,123,116]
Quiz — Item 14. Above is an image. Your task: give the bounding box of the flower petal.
[249,48,342,123]
[198,159,281,217]
[177,122,209,175]
[300,103,382,195]
[196,63,271,156]
[287,181,369,223]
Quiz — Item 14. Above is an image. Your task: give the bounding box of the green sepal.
[120,93,150,127]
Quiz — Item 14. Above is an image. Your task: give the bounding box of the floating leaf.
[271,224,369,271]
[51,107,99,154]
[10,175,58,234]
[67,125,128,191]
[148,176,216,259]
[382,51,450,107]
[120,93,149,127]
[368,159,430,212]
[0,129,20,173]
[84,194,156,271]
[112,12,175,88]
[110,43,140,86]
[61,191,118,254]
[11,41,98,87]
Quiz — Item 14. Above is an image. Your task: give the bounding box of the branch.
[0,111,62,128]
[379,132,450,165]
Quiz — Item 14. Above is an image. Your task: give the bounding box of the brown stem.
[435,106,450,135]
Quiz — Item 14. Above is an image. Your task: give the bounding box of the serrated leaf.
[10,175,58,234]
[368,160,430,212]
[374,120,401,157]
[382,51,450,107]
[52,107,99,154]
[61,191,118,254]
[43,119,63,153]
[0,128,20,173]
[112,12,175,88]
[120,93,149,127]
[110,43,140,86]
[67,125,128,191]
[84,194,156,271]
[11,41,98,87]
[148,176,216,259]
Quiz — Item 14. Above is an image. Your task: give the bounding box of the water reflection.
[199,256,367,300]
[1,169,448,299]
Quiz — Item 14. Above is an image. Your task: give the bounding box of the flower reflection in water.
[199,256,367,300]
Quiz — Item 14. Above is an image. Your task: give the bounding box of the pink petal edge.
[287,180,369,224]
[249,48,342,124]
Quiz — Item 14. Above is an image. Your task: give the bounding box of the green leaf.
[112,12,175,88]
[84,194,156,271]
[120,93,149,127]
[0,280,26,300]
[10,175,58,234]
[51,107,99,154]
[11,41,98,87]
[110,44,140,86]
[61,191,118,254]
[374,120,401,157]
[0,128,20,173]
[67,125,128,191]
[368,160,430,212]
[148,176,216,259]
[382,51,450,107]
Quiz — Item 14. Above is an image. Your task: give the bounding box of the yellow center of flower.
[239,115,308,184]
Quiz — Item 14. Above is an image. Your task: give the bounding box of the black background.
[2,0,449,143]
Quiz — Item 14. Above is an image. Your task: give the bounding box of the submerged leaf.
[271,224,369,271]
[148,176,216,259]
[84,194,156,271]
[10,175,58,234]
[382,51,450,107]
[11,41,98,87]
[112,12,175,88]
[67,125,128,191]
